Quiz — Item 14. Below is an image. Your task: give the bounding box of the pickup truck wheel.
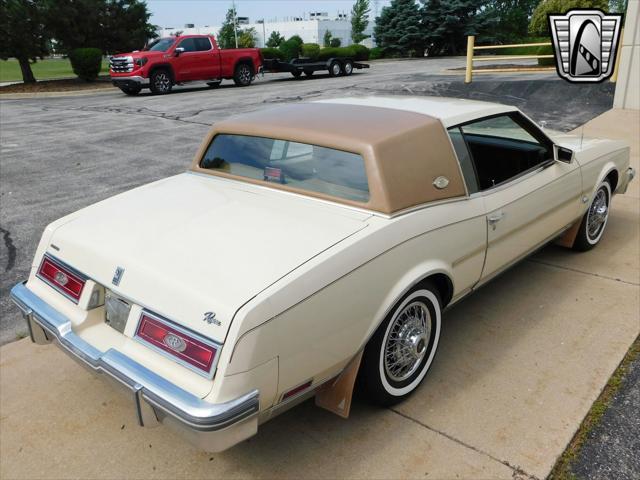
[233,63,254,86]
[573,180,612,251]
[359,283,442,406]
[342,60,354,76]
[329,60,342,77]
[149,70,172,94]
[119,85,141,96]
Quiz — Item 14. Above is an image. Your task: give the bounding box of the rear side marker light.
[37,255,86,303]
[136,312,218,376]
[283,380,313,400]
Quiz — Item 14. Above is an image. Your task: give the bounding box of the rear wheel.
[573,180,612,251]
[359,283,442,406]
[119,85,141,96]
[342,60,354,76]
[149,70,172,94]
[233,63,254,86]
[329,60,342,77]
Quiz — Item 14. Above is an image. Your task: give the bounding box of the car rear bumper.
[10,282,259,452]
[111,75,149,87]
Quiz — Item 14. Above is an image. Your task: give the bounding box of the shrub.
[260,47,285,60]
[369,47,385,60]
[301,43,320,60]
[350,44,370,61]
[288,35,304,46]
[330,38,342,47]
[69,48,103,81]
[318,47,349,61]
[537,44,555,66]
[497,37,549,56]
[279,38,303,61]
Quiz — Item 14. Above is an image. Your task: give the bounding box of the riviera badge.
[203,311,221,326]
[548,9,623,83]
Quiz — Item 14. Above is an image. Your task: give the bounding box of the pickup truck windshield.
[201,134,370,202]
[146,38,175,52]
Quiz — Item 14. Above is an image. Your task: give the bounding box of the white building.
[156,11,375,48]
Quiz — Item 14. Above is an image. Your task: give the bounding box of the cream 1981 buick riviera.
[11,97,635,451]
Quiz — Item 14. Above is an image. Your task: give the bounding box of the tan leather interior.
[190,102,466,214]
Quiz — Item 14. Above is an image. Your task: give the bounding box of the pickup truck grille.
[110,56,134,73]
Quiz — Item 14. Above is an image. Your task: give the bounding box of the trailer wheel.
[329,60,342,77]
[291,70,303,79]
[304,69,314,77]
[342,60,354,76]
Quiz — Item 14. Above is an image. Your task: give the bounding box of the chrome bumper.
[10,282,259,452]
[619,167,636,194]
[111,75,149,86]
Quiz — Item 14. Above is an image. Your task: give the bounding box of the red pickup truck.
[109,34,263,95]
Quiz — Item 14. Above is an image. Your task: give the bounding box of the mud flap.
[555,221,581,248]
[315,352,363,419]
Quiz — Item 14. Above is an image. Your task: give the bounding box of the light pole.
[232,0,238,48]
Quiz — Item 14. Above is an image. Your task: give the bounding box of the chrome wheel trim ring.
[344,62,353,74]
[587,185,610,243]
[383,300,432,382]
[332,63,341,75]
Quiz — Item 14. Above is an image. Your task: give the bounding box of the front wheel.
[149,70,172,94]
[359,283,442,406]
[329,60,342,77]
[233,63,254,86]
[573,180,612,251]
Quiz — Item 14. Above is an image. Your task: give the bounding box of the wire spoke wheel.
[587,187,609,241]
[383,301,431,382]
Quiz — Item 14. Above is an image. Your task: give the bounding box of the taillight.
[37,255,86,303]
[136,312,218,376]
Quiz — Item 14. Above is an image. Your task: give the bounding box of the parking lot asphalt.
[0,58,638,479]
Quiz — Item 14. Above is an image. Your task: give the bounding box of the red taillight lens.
[37,255,86,303]
[136,313,218,375]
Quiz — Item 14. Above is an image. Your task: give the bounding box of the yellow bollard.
[465,36,475,84]
[610,27,624,83]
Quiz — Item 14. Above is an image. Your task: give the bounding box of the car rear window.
[200,134,370,202]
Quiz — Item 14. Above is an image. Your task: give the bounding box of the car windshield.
[145,38,175,52]
[200,134,370,202]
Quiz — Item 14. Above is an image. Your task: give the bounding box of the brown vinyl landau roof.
[190,102,465,214]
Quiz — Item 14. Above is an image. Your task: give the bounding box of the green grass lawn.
[0,58,110,82]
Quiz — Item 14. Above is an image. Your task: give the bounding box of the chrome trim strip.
[133,309,222,380]
[110,75,150,86]
[10,282,259,432]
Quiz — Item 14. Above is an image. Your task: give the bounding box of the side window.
[178,38,197,52]
[448,127,479,194]
[458,114,552,190]
[194,38,212,51]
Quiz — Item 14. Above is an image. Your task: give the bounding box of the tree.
[529,0,609,35]
[374,0,425,56]
[44,0,156,54]
[609,0,627,14]
[484,0,539,43]
[323,29,333,47]
[351,0,371,44]
[330,37,342,47]
[266,30,284,47]
[421,0,496,56]
[237,28,257,48]
[218,6,239,48]
[0,0,50,83]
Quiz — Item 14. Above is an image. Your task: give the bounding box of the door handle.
[487,211,505,229]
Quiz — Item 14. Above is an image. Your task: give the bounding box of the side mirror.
[554,145,574,163]
[174,47,185,56]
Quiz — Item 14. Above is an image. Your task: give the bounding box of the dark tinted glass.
[178,38,197,52]
[201,134,369,202]
[147,38,175,52]
[194,38,212,51]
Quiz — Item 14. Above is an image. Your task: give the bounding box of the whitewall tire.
[573,180,612,251]
[360,283,442,406]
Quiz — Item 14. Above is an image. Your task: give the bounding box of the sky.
[146,0,391,28]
